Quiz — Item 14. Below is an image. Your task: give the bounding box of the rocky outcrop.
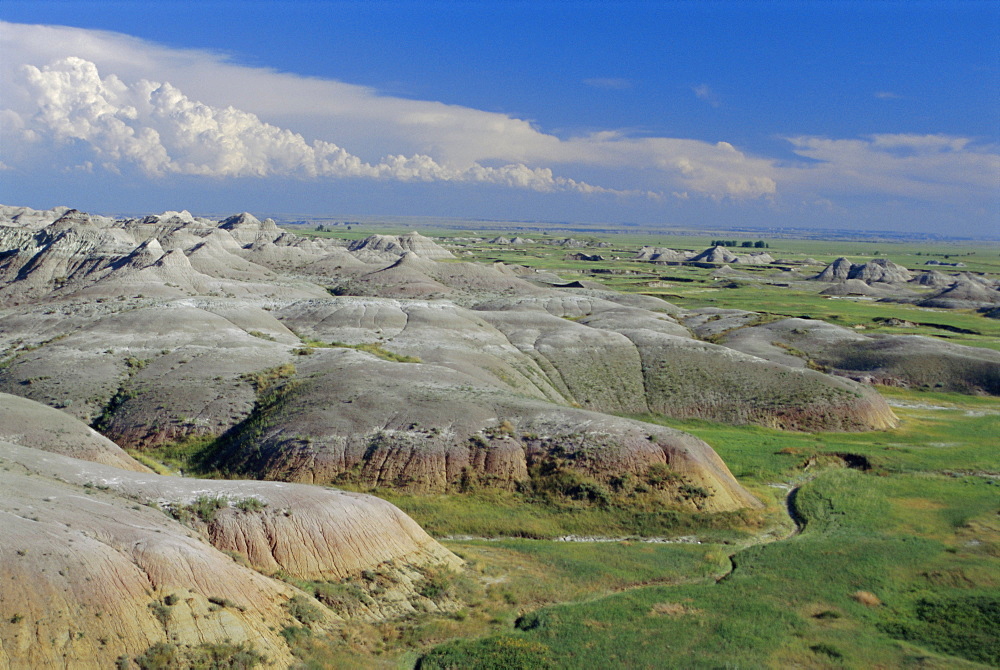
[689,246,773,265]
[348,232,454,261]
[717,317,1000,395]
[200,347,760,512]
[910,269,954,288]
[814,257,912,284]
[634,246,690,262]
[917,278,1000,309]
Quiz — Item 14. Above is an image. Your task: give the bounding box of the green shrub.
[280,625,312,646]
[148,601,171,626]
[191,495,227,523]
[313,582,368,613]
[417,566,455,601]
[286,596,323,626]
[329,341,421,363]
[134,641,264,670]
[234,497,267,513]
[419,635,554,670]
[135,642,177,670]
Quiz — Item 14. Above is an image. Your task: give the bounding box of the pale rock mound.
[0,392,150,472]
[814,257,912,284]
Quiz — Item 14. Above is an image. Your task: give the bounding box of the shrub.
[313,582,368,613]
[135,642,177,670]
[234,497,267,513]
[417,566,455,601]
[191,495,227,523]
[189,642,264,669]
[242,363,296,393]
[645,463,679,489]
[148,601,171,626]
[286,596,323,626]
[515,611,550,631]
[280,625,312,646]
[419,635,554,670]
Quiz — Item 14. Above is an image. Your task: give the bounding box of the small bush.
[242,363,296,393]
[234,497,267,513]
[645,463,679,489]
[186,641,265,669]
[207,595,237,608]
[417,566,455,601]
[135,641,264,670]
[515,611,550,631]
[313,582,368,613]
[191,495,227,523]
[810,643,842,659]
[148,601,171,626]
[286,595,323,626]
[280,625,312,646]
[135,642,177,670]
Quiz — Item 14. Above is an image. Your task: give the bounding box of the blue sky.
[1,1,997,236]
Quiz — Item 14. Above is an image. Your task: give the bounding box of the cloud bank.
[0,21,997,229]
[10,56,635,196]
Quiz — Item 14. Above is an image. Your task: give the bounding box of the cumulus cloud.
[10,56,640,196]
[1,21,996,217]
[0,22,782,201]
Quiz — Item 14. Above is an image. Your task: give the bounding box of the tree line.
[710,239,769,248]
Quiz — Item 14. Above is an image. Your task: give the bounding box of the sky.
[0,1,997,237]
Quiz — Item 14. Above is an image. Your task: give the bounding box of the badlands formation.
[4,204,996,666]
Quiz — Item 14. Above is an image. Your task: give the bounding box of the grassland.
[172,226,1000,667]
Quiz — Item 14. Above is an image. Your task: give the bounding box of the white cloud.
[874,91,900,100]
[0,22,780,200]
[0,21,996,218]
[784,134,1000,200]
[692,84,720,107]
[11,56,643,196]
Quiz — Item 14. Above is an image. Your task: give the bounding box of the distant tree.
[316,224,326,232]
[754,240,767,248]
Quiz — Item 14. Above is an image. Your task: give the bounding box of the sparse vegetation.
[329,340,422,363]
[286,595,324,626]
[134,641,265,670]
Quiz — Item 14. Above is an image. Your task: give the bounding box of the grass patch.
[369,488,764,541]
[329,340,421,363]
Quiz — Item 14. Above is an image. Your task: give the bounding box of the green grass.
[410,386,998,669]
[628,387,1000,483]
[355,486,767,543]
[329,341,421,363]
[421,468,997,669]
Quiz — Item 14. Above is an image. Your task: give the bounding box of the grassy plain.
[164,226,1000,667]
